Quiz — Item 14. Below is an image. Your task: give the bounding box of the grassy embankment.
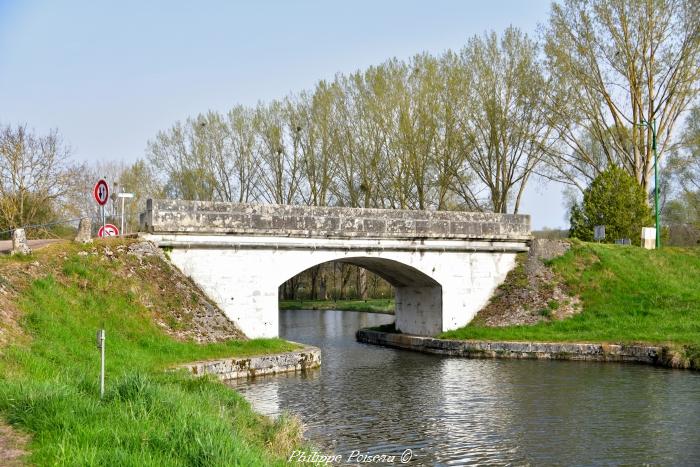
[440,241,700,366]
[0,240,303,466]
[279,298,395,314]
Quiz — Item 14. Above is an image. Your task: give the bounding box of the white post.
[116,193,134,236]
[97,329,105,398]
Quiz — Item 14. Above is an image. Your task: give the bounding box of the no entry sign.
[98,224,119,237]
[94,179,109,206]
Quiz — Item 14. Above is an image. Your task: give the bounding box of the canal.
[229,310,700,465]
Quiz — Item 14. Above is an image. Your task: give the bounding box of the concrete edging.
[356,329,676,367]
[174,345,321,380]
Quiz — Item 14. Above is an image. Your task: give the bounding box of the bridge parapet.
[141,199,530,241]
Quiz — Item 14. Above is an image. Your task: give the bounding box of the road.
[0,239,63,254]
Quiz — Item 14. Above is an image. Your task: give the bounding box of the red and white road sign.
[93,179,109,206]
[98,224,119,237]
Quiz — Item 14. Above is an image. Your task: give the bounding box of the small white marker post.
[117,192,134,236]
[96,329,105,398]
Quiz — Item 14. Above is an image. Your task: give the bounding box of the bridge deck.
[140,199,530,241]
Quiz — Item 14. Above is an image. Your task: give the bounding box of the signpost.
[594,225,605,242]
[92,181,110,398]
[93,179,109,232]
[93,179,109,205]
[98,224,119,237]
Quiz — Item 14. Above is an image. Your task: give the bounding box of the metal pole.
[653,118,660,249]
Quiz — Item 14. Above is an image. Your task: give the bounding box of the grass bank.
[440,242,700,367]
[280,298,395,314]
[0,240,303,465]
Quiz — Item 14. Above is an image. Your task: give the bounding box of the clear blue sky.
[0,0,567,229]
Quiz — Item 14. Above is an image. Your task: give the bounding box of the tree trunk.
[357,267,368,299]
[309,265,320,300]
[319,272,327,300]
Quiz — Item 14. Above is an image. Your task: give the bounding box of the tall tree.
[433,51,472,210]
[295,82,339,207]
[227,105,259,203]
[146,116,219,200]
[456,27,552,213]
[253,100,303,204]
[393,54,442,210]
[543,0,700,192]
[664,106,700,226]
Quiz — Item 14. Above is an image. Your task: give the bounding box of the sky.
[0,0,568,229]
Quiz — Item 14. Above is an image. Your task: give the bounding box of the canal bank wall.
[357,329,696,369]
[175,345,321,380]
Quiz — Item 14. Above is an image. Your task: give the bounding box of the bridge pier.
[394,286,442,336]
[141,200,530,338]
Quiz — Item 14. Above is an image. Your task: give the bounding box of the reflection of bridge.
[140,200,531,338]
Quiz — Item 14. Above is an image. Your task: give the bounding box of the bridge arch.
[278,256,443,335]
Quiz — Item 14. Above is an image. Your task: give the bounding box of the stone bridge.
[140,199,531,338]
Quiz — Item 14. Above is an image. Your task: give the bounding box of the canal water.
[229,310,700,466]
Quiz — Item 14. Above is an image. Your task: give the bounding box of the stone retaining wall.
[356,329,669,366]
[175,345,321,380]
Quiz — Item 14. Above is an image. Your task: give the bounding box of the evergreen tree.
[569,166,653,245]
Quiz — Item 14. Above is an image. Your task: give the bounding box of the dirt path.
[0,422,28,466]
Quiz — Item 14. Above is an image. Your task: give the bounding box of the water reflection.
[229,310,700,465]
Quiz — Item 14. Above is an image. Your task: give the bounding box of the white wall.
[157,235,519,338]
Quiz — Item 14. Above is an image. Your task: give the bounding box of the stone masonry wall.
[356,329,665,366]
[141,199,530,240]
[175,346,321,380]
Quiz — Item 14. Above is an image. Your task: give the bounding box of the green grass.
[0,245,303,466]
[279,298,395,314]
[440,242,700,355]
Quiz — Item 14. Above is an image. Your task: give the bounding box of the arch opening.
[278,256,443,336]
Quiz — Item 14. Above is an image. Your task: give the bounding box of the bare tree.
[0,124,78,230]
[664,106,700,225]
[295,83,339,207]
[146,117,218,200]
[455,27,552,213]
[67,160,126,222]
[227,105,259,203]
[543,0,700,192]
[252,100,303,204]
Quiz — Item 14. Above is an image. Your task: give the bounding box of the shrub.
[569,166,653,245]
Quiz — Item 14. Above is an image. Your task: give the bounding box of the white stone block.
[641,227,656,249]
